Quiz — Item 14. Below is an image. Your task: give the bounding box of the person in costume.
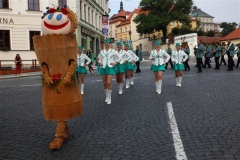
[115,42,127,94]
[194,40,204,73]
[213,42,222,69]
[124,44,139,88]
[172,43,188,87]
[203,43,212,68]
[98,38,120,104]
[235,43,240,68]
[226,39,235,71]
[33,5,82,150]
[149,41,170,94]
[76,46,91,94]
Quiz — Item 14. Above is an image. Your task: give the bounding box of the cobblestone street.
[1,62,240,160]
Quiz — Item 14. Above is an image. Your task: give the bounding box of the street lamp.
[128,30,132,48]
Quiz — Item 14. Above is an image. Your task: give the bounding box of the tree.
[197,29,205,36]
[207,30,215,37]
[220,22,238,36]
[133,0,193,44]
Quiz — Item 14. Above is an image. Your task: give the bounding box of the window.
[58,0,67,8]
[0,0,9,9]
[28,0,39,11]
[115,33,117,38]
[0,30,10,50]
[120,28,122,33]
[125,27,127,32]
[29,31,40,50]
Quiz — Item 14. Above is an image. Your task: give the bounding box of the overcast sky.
[109,0,240,24]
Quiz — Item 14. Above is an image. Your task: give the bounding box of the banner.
[102,15,108,35]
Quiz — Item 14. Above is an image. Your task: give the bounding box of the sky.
[109,0,240,24]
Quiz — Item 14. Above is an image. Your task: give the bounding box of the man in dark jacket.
[134,45,142,73]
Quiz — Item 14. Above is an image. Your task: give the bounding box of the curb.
[0,72,41,80]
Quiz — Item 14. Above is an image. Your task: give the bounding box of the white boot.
[158,80,162,94]
[130,77,134,85]
[107,90,112,104]
[80,83,84,95]
[176,77,179,87]
[105,89,108,102]
[178,77,182,87]
[126,79,130,88]
[119,83,123,94]
[155,81,159,93]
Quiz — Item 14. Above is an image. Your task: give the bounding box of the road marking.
[167,102,187,160]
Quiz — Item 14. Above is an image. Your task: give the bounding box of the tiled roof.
[198,36,222,43]
[220,27,240,41]
[190,9,214,18]
[116,8,142,27]
[109,10,131,20]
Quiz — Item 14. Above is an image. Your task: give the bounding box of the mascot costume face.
[33,5,82,150]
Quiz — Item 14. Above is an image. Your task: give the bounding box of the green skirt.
[173,64,184,71]
[76,66,87,74]
[150,64,165,72]
[115,63,126,74]
[100,65,116,75]
[125,61,136,71]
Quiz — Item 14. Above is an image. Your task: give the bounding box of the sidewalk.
[0,72,41,80]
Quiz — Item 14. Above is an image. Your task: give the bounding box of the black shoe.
[208,67,211,68]
[197,71,202,73]
[227,69,233,71]
[214,68,219,70]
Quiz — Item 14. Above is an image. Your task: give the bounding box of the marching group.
[76,38,240,104]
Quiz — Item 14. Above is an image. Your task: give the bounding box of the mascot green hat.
[104,38,110,43]
[116,42,122,46]
[175,43,180,46]
[78,46,83,50]
[124,43,129,47]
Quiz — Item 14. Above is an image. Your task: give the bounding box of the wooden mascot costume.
[33,5,82,150]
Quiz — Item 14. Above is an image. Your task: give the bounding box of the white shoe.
[119,83,123,94]
[105,89,108,102]
[107,90,112,104]
[176,78,179,87]
[126,79,130,89]
[178,77,182,87]
[158,80,162,94]
[80,83,84,95]
[130,77,134,85]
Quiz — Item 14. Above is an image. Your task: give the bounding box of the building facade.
[0,0,108,67]
[189,6,221,32]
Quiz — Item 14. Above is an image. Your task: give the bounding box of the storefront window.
[29,31,40,50]
[0,30,10,50]
[0,0,9,9]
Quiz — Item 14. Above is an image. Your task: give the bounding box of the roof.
[109,10,131,24]
[190,8,214,18]
[198,36,222,43]
[220,27,240,41]
[116,8,142,27]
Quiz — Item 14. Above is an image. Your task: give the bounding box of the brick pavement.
[1,63,240,159]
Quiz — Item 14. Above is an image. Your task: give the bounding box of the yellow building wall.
[116,23,131,43]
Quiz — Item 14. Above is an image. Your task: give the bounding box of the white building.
[189,6,221,32]
[0,0,108,67]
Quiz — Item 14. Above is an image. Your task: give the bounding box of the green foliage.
[171,27,179,35]
[133,0,193,43]
[220,22,238,36]
[197,29,205,36]
[207,30,215,37]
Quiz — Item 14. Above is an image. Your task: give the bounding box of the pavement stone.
[1,61,240,159]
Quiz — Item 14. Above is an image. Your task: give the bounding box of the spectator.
[14,54,22,75]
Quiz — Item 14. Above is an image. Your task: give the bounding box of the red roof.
[220,27,240,41]
[116,8,142,27]
[109,10,131,24]
[198,36,222,43]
